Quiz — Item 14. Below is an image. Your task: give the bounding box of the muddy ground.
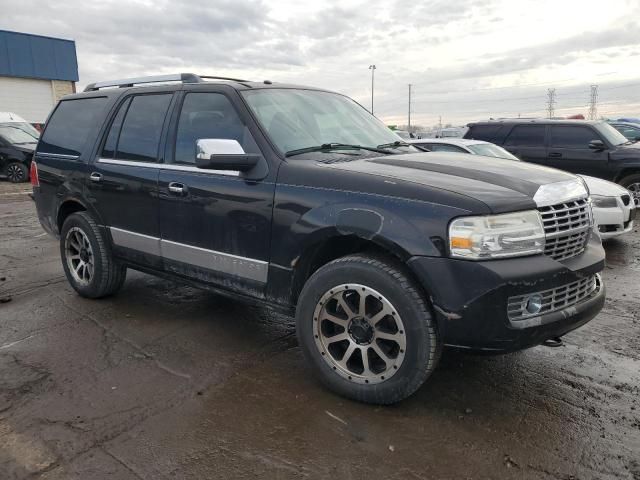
[0,180,639,479]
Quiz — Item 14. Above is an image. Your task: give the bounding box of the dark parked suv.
[0,118,39,182]
[33,74,605,404]
[464,119,640,204]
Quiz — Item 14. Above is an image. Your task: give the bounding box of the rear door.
[157,88,275,296]
[502,124,548,167]
[547,125,609,177]
[86,91,175,267]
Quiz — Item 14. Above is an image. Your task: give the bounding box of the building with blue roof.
[0,30,78,123]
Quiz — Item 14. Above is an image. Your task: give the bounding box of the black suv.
[33,74,605,404]
[464,119,640,204]
[0,119,39,182]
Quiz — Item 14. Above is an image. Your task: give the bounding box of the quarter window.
[105,94,172,163]
[39,97,108,157]
[466,125,503,142]
[427,144,467,153]
[504,125,545,146]
[549,126,601,149]
[174,93,257,164]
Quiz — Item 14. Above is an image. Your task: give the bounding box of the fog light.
[522,294,543,315]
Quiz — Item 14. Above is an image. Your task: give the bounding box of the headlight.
[449,210,545,260]
[591,195,618,208]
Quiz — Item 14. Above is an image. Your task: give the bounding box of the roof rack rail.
[83,73,252,92]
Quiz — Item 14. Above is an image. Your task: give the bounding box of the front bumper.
[594,200,635,239]
[408,234,606,352]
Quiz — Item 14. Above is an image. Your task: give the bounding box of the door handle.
[549,152,563,158]
[89,172,103,182]
[168,182,187,195]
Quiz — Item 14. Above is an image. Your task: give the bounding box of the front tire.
[296,254,441,404]
[619,173,640,206]
[60,212,126,298]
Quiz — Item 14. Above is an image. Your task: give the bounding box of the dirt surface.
[1,180,639,479]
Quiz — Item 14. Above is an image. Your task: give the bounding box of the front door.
[86,91,175,267]
[158,90,275,297]
[547,125,610,178]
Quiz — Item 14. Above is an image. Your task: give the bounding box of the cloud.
[1,0,639,126]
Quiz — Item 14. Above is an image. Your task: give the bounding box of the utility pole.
[547,88,556,119]
[368,65,376,115]
[408,84,412,130]
[588,85,599,120]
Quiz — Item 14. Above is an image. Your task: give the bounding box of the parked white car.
[408,138,636,239]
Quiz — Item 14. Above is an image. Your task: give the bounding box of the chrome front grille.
[508,274,600,321]
[538,197,591,261]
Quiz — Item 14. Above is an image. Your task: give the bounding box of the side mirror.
[195,139,259,171]
[588,140,606,150]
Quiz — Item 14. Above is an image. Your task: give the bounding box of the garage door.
[0,77,54,123]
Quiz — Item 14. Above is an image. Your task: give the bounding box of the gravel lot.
[1,180,639,479]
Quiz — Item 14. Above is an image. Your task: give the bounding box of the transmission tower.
[546,88,556,119]
[588,85,599,120]
[408,84,412,129]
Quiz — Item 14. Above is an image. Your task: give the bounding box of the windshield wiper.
[376,140,411,149]
[285,143,392,157]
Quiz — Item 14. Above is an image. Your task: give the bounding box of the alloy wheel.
[65,227,94,286]
[7,164,25,182]
[313,284,407,384]
[627,182,640,206]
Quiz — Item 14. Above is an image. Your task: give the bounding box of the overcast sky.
[2,0,640,127]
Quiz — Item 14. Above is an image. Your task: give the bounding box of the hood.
[321,152,580,213]
[579,175,629,196]
[14,144,36,154]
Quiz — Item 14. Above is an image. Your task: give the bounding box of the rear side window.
[103,94,172,163]
[504,125,545,146]
[427,144,467,153]
[39,97,108,157]
[466,125,502,142]
[550,126,601,149]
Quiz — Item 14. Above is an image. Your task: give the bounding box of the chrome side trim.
[108,227,267,283]
[98,158,239,176]
[161,239,268,283]
[36,152,80,160]
[109,227,161,256]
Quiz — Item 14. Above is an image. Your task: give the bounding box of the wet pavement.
[0,180,639,479]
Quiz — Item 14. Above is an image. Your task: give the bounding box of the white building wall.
[0,76,56,123]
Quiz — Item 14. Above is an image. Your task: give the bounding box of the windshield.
[394,130,411,139]
[595,122,629,146]
[467,143,519,160]
[0,122,40,144]
[241,89,413,155]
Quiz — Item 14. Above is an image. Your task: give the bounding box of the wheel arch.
[615,168,640,184]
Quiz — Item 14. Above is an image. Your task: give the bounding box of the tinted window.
[101,98,131,159]
[504,125,545,146]
[39,98,108,156]
[116,94,172,162]
[466,125,502,142]
[614,125,640,140]
[174,93,257,164]
[550,126,601,149]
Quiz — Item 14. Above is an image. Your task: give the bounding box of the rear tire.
[60,212,126,298]
[619,173,640,206]
[296,254,441,404]
[6,162,28,183]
